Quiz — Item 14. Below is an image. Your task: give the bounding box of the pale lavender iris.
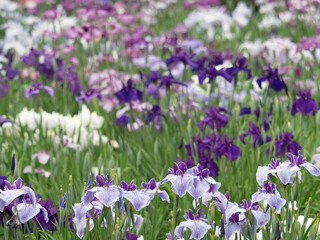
[277,151,320,185]
[186,166,221,200]
[256,159,281,187]
[175,209,212,240]
[0,178,49,224]
[251,182,286,212]
[72,202,94,239]
[224,212,246,240]
[161,162,193,197]
[240,199,269,229]
[120,179,169,211]
[83,174,120,208]
[16,194,49,224]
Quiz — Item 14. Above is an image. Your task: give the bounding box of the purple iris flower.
[186,166,221,200]
[251,182,286,212]
[125,232,138,240]
[161,162,193,197]
[240,122,271,147]
[115,79,143,104]
[115,115,130,126]
[0,116,10,126]
[274,132,301,157]
[34,199,58,231]
[21,48,55,80]
[225,57,252,80]
[76,88,102,103]
[25,82,54,100]
[291,89,317,116]
[0,64,18,97]
[147,105,163,124]
[198,107,228,131]
[175,209,212,240]
[59,192,67,209]
[214,134,241,162]
[185,133,220,178]
[277,151,320,185]
[0,176,7,190]
[120,179,169,211]
[256,158,281,187]
[166,51,204,71]
[254,107,260,119]
[263,113,272,131]
[240,107,251,116]
[158,74,187,89]
[144,71,161,87]
[256,67,287,92]
[65,66,83,95]
[0,64,19,82]
[198,66,232,84]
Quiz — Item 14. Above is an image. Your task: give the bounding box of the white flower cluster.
[1,105,117,149]
[239,37,318,66]
[183,2,252,40]
[0,1,76,56]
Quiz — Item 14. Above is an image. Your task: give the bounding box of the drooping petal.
[0,189,24,211]
[266,193,286,212]
[225,222,241,240]
[17,202,41,224]
[175,220,211,240]
[40,86,54,97]
[157,190,170,203]
[301,162,320,176]
[188,178,210,200]
[171,175,192,198]
[94,187,120,207]
[256,166,270,187]
[252,210,270,228]
[277,162,300,185]
[122,191,151,211]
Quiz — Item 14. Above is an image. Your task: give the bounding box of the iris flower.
[197,107,228,131]
[251,182,286,212]
[115,79,143,104]
[161,162,193,197]
[274,132,301,157]
[76,88,102,103]
[291,89,317,116]
[175,209,212,240]
[120,179,169,211]
[277,151,320,185]
[25,82,54,100]
[256,67,287,92]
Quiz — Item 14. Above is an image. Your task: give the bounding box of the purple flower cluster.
[0,49,19,98]
[21,48,83,96]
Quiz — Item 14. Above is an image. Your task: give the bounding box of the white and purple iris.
[252,182,286,212]
[277,151,320,185]
[0,178,49,224]
[162,163,221,199]
[175,209,212,240]
[256,151,320,186]
[120,179,169,211]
